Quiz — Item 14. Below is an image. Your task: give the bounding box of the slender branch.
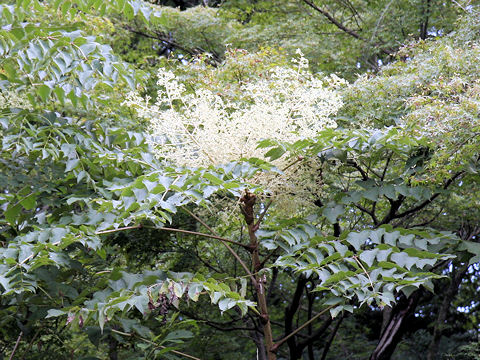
[9,331,23,360]
[161,226,256,285]
[320,314,344,360]
[297,316,333,352]
[259,249,278,269]
[346,159,369,181]
[302,0,366,40]
[381,153,392,181]
[180,208,257,286]
[25,327,42,355]
[393,171,464,220]
[179,310,254,332]
[272,305,335,352]
[354,203,378,225]
[159,227,250,249]
[110,329,201,360]
[182,207,215,233]
[353,255,374,290]
[282,156,305,172]
[123,25,219,65]
[407,206,444,228]
[254,200,273,229]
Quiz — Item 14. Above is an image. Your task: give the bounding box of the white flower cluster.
[0,90,33,111]
[125,51,344,167]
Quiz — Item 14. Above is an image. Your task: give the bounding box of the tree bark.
[240,191,276,360]
[284,276,308,359]
[370,290,422,360]
[252,330,267,360]
[426,263,468,360]
[321,314,344,360]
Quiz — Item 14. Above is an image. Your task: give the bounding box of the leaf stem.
[95,225,143,235]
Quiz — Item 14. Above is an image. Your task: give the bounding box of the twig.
[159,227,251,250]
[254,200,273,229]
[9,331,23,360]
[281,156,304,172]
[180,208,257,286]
[320,314,344,360]
[110,329,201,360]
[272,305,334,352]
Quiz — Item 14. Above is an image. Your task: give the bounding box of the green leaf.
[37,84,51,102]
[346,232,367,251]
[65,159,80,172]
[264,146,285,161]
[203,172,223,186]
[5,203,22,225]
[20,193,36,210]
[322,202,344,224]
[218,298,236,312]
[46,309,66,318]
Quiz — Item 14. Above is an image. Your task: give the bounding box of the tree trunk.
[426,264,468,360]
[370,290,422,360]
[241,191,276,360]
[284,276,308,359]
[252,330,267,360]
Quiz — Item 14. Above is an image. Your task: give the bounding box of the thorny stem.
[240,190,276,360]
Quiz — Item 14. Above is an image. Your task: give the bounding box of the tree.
[1,1,480,359]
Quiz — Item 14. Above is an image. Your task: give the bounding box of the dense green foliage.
[1,1,480,359]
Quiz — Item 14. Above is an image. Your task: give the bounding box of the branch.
[407,206,444,228]
[381,153,392,181]
[95,225,142,235]
[346,159,369,181]
[320,314,344,360]
[179,310,254,332]
[254,200,273,230]
[301,0,393,56]
[391,171,464,220]
[123,25,219,65]
[159,227,251,250]
[111,329,201,360]
[272,306,335,352]
[302,0,365,40]
[377,195,406,226]
[354,203,379,225]
[283,276,308,352]
[180,208,257,286]
[297,316,333,352]
[8,331,22,360]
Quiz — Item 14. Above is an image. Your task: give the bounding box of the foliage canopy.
[1,1,480,360]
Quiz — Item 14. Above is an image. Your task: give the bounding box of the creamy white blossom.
[0,90,33,111]
[125,52,344,167]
